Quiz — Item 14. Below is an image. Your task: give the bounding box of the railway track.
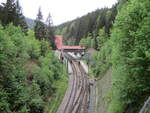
[57,53,90,113]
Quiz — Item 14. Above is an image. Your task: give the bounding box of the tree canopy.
[34,8,56,49]
[0,24,65,113]
[0,0,28,33]
[56,5,117,46]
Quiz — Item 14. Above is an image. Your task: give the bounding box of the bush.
[92,39,112,77]
[107,0,150,112]
[0,24,66,113]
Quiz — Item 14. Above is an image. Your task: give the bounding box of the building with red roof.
[55,35,85,52]
[55,35,63,49]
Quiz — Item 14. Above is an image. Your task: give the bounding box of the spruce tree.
[34,7,46,40]
[45,13,56,49]
[108,0,150,112]
[0,0,28,33]
[1,0,16,25]
[15,0,28,33]
[0,4,3,22]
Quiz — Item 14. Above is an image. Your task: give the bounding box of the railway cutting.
[56,52,95,113]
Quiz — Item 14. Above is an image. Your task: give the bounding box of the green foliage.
[96,28,109,50]
[45,66,68,113]
[107,0,150,112]
[0,24,66,113]
[80,28,111,78]
[45,13,56,49]
[92,39,112,77]
[40,39,51,56]
[27,32,41,59]
[87,1,150,113]
[79,35,95,48]
[56,6,117,45]
[34,8,56,49]
[0,0,28,33]
[0,24,30,113]
[117,0,128,10]
[34,7,46,41]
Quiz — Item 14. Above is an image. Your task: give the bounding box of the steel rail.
[57,52,90,113]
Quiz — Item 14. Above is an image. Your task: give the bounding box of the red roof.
[55,35,85,50]
[55,35,63,49]
[62,46,85,50]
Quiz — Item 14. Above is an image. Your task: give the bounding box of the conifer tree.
[0,0,28,33]
[0,4,3,22]
[1,0,16,25]
[15,0,28,33]
[34,7,46,40]
[45,13,56,49]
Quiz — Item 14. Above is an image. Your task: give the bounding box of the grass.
[96,68,112,113]
[44,67,68,113]
[105,68,125,113]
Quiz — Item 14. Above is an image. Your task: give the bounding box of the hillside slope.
[55,5,117,45]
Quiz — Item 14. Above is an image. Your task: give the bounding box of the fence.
[139,97,150,113]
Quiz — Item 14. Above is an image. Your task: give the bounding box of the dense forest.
[55,5,117,46]
[79,0,150,113]
[0,25,67,113]
[0,0,67,113]
[107,0,150,112]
